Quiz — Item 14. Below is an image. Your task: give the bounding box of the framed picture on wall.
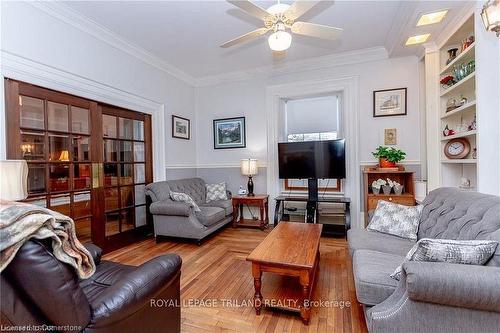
[172,115,190,140]
[373,88,407,117]
[213,117,246,149]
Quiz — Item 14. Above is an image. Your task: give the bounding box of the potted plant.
[372,146,406,168]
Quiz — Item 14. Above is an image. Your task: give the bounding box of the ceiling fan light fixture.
[268,30,292,51]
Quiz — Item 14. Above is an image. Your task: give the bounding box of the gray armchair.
[145,178,233,243]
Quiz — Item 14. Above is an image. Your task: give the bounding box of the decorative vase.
[446,48,458,65]
[379,158,396,168]
[382,185,392,195]
[394,185,404,195]
[371,186,380,195]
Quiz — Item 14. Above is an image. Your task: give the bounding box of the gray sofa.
[145,178,233,243]
[348,187,500,333]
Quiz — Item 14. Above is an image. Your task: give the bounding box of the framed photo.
[384,128,397,145]
[213,117,246,149]
[373,88,407,117]
[172,115,190,140]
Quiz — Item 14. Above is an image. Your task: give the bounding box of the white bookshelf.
[438,14,477,189]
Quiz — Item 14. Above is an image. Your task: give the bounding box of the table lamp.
[0,160,28,201]
[241,159,258,197]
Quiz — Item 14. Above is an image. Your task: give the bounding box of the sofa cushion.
[367,201,423,241]
[196,206,225,227]
[348,228,415,257]
[202,200,233,216]
[418,188,500,266]
[352,250,402,306]
[170,191,200,212]
[206,182,228,202]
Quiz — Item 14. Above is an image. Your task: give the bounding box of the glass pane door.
[102,108,150,239]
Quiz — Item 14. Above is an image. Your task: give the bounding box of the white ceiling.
[62,0,469,79]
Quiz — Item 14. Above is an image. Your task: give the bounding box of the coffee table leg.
[300,271,311,325]
[252,263,263,315]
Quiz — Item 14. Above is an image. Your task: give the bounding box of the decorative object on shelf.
[384,128,397,145]
[213,116,246,149]
[373,88,407,117]
[172,115,190,140]
[461,35,475,51]
[241,158,258,196]
[440,75,455,88]
[446,48,458,65]
[371,179,386,195]
[460,177,471,189]
[468,115,477,131]
[372,146,406,168]
[481,0,500,37]
[394,183,404,195]
[382,183,392,195]
[472,147,477,159]
[442,124,456,137]
[0,160,28,201]
[457,94,468,107]
[444,138,471,159]
[446,98,457,112]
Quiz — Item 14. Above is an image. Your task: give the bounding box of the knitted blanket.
[0,200,95,279]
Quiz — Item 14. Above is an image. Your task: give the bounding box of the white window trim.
[266,76,361,228]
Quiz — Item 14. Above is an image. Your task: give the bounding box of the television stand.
[274,195,351,237]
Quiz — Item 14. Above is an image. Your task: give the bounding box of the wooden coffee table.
[246,222,322,324]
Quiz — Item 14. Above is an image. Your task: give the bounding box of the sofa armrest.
[150,200,191,216]
[83,243,102,265]
[403,261,500,312]
[90,254,182,327]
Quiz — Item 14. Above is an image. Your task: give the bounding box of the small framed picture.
[373,88,407,117]
[384,128,397,145]
[213,117,246,149]
[172,115,190,140]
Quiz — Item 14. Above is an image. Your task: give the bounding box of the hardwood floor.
[104,227,368,333]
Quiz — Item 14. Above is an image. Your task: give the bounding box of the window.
[285,94,341,141]
[284,94,342,193]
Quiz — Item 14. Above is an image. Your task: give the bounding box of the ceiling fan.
[220,0,343,52]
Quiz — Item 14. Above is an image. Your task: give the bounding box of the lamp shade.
[241,159,258,176]
[0,160,28,201]
[59,150,70,161]
[268,31,292,51]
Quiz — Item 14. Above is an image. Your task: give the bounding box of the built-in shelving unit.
[438,14,477,189]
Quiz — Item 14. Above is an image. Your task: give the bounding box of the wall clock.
[444,138,470,159]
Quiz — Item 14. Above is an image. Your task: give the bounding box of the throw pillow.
[170,191,201,212]
[391,238,498,280]
[206,182,228,203]
[367,200,423,241]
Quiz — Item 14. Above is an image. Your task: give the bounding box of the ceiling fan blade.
[220,27,269,48]
[284,0,321,20]
[227,0,271,21]
[291,21,343,40]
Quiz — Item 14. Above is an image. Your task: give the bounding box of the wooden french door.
[4,79,153,252]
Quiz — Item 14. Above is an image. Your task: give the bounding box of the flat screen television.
[278,139,346,179]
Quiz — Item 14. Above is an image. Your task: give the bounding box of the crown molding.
[194,47,388,87]
[434,1,475,50]
[27,1,196,86]
[384,0,419,57]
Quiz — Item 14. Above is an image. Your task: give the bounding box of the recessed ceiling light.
[406,34,431,46]
[417,10,448,26]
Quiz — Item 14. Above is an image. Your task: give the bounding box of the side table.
[232,195,269,230]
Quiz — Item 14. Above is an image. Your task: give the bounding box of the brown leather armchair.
[1,240,181,333]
